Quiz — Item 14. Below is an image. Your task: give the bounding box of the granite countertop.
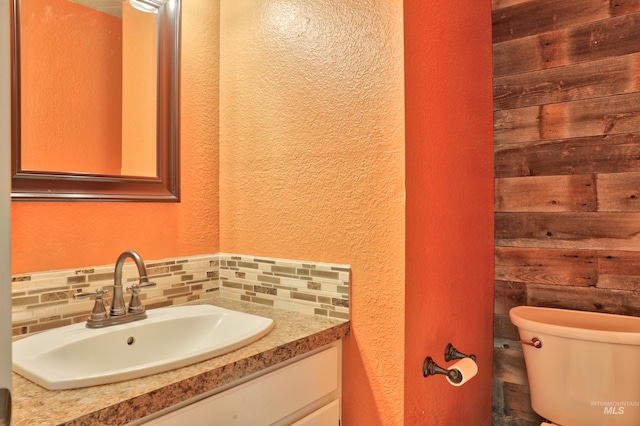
[11,297,350,426]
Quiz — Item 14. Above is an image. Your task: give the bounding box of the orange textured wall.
[20,0,122,175]
[219,0,406,424]
[404,0,494,424]
[11,0,220,274]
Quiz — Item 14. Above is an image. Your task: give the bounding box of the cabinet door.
[145,346,339,426]
[290,399,340,426]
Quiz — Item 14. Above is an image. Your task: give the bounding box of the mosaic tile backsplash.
[11,253,350,337]
[218,253,350,320]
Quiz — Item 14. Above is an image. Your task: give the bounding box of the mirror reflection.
[11,0,180,201]
[20,0,156,177]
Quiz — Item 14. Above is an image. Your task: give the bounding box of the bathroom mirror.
[10,0,181,201]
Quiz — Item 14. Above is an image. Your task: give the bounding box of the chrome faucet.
[75,250,156,328]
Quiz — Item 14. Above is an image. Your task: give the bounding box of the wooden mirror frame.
[10,0,181,202]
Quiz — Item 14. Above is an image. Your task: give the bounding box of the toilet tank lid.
[509,306,640,345]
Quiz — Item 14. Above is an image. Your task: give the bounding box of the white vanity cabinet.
[289,399,340,426]
[143,342,341,426]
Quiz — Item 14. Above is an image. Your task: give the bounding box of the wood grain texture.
[492,1,640,423]
[494,54,636,110]
[503,382,541,421]
[495,212,640,250]
[494,280,527,315]
[596,172,640,211]
[493,347,528,385]
[493,12,640,77]
[492,0,610,44]
[495,174,596,212]
[495,133,640,178]
[526,282,640,314]
[496,92,640,144]
[598,250,640,289]
[495,246,597,286]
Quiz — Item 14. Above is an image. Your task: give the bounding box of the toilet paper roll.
[446,357,478,387]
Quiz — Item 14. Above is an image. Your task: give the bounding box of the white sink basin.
[12,304,274,390]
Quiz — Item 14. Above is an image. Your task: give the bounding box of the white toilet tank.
[510,306,640,426]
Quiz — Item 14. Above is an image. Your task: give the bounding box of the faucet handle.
[74,288,109,323]
[126,280,156,314]
[74,287,109,300]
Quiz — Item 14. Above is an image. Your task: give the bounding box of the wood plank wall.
[492,0,640,424]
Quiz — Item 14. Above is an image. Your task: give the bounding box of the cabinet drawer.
[290,399,340,426]
[146,346,339,425]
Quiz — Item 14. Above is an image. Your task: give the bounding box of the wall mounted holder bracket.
[444,343,476,362]
[423,342,478,383]
[422,356,463,384]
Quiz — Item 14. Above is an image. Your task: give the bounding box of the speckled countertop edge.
[11,296,350,426]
